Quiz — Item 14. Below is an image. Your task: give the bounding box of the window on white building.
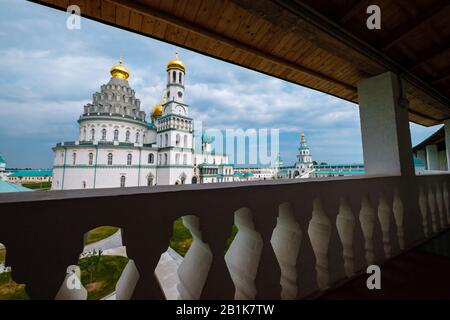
[136,132,140,143]
[125,130,130,142]
[88,153,93,165]
[148,153,154,164]
[176,134,180,146]
[127,153,132,166]
[176,153,180,164]
[114,129,119,141]
[72,153,76,165]
[101,128,107,140]
[183,154,187,165]
[147,175,154,186]
[164,154,168,165]
[165,133,168,147]
[107,153,113,165]
[120,175,126,187]
[90,128,95,141]
[172,71,176,82]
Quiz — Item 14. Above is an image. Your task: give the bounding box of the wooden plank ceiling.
[30,0,450,126]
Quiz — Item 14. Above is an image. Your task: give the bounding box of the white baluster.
[419,186,429,237]
[336,197,355,278]
[308,198,331,290]
[270,202,302,300]
[224,208,263,300]
[427,185,438,233]
[377,192,392,259]
[177,215,213,300]
[359,195,376,265]
[392,188,405,250]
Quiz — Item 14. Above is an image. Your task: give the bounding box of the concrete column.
[444,120,450,171]
[358,72,414,176]
[425,144,439,170]
[416,149,427,169]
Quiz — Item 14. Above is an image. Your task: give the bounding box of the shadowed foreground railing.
[0,174,449,300]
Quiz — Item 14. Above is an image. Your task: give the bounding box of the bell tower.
[164,51,188,116]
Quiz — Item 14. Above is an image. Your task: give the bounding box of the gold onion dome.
[110,58,130,80]
[151,96,166,117]
[166,51,186,73]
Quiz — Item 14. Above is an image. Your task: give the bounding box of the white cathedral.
[51,54,234,190]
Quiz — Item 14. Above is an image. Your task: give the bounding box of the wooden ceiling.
[30,0,450,126]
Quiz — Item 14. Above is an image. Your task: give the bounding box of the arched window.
[114,129,119,141]
[135,132,140,143]
[125,130,130,142]
[102,128,107,140]
[107,153,113,165]
[176,134,180,146]
[183,135,188,147]
[88,152,93,165]
[83,128,86,141]
[164,154,168,165]
[127,153,132,166]
[175,153,180,165]
[120,175,126,188]
[183,154,187,165]
[159,135,162,147]
[165,133,168,147]
[72,152,76,165]
[82,181,86,189]
[172,71,176,82]
[90,128,95,141]
[179,72,182,84]
[148,153,154,164]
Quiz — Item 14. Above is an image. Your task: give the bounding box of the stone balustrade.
[0,174,449,299]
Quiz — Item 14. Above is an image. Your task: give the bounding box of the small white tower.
[298,133,312,164]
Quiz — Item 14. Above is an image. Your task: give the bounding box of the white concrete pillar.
[444,120,450,171]
[358,72,414,176]
[425,144,439,170]
[416,149,427,168]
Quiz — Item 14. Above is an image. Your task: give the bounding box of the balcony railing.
[0,174,449,299]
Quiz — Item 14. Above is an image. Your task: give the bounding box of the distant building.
[7,170,53,184]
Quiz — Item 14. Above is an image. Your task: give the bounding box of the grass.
[169,218,193,256]
[21,181,52,190]
[84,226,119,245]
[169,218,239,256]
[78,255,129,300]
[0,273,29,300]
[0,247,5,264]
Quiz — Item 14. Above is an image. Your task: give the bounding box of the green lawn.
[0,247,5,264]
[169,218,238,256]
[78,255,129,300]
[21,181,52,190]
[84,226,119,245]
[0,273,29,300]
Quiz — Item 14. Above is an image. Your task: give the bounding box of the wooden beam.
[382,3,449,51]
[339,0,372,25]
[104,0,357,92]
[411,45,450,71]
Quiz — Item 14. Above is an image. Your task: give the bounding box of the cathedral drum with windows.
[51,54,233,190]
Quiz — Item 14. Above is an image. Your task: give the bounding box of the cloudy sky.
[0,0,441,168]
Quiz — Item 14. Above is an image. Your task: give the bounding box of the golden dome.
[151,96,166,117]
[110,58,130,80]
[166,51,185,72]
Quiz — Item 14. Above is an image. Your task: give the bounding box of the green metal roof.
[0,181,33,193]
[8,170,53,178]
